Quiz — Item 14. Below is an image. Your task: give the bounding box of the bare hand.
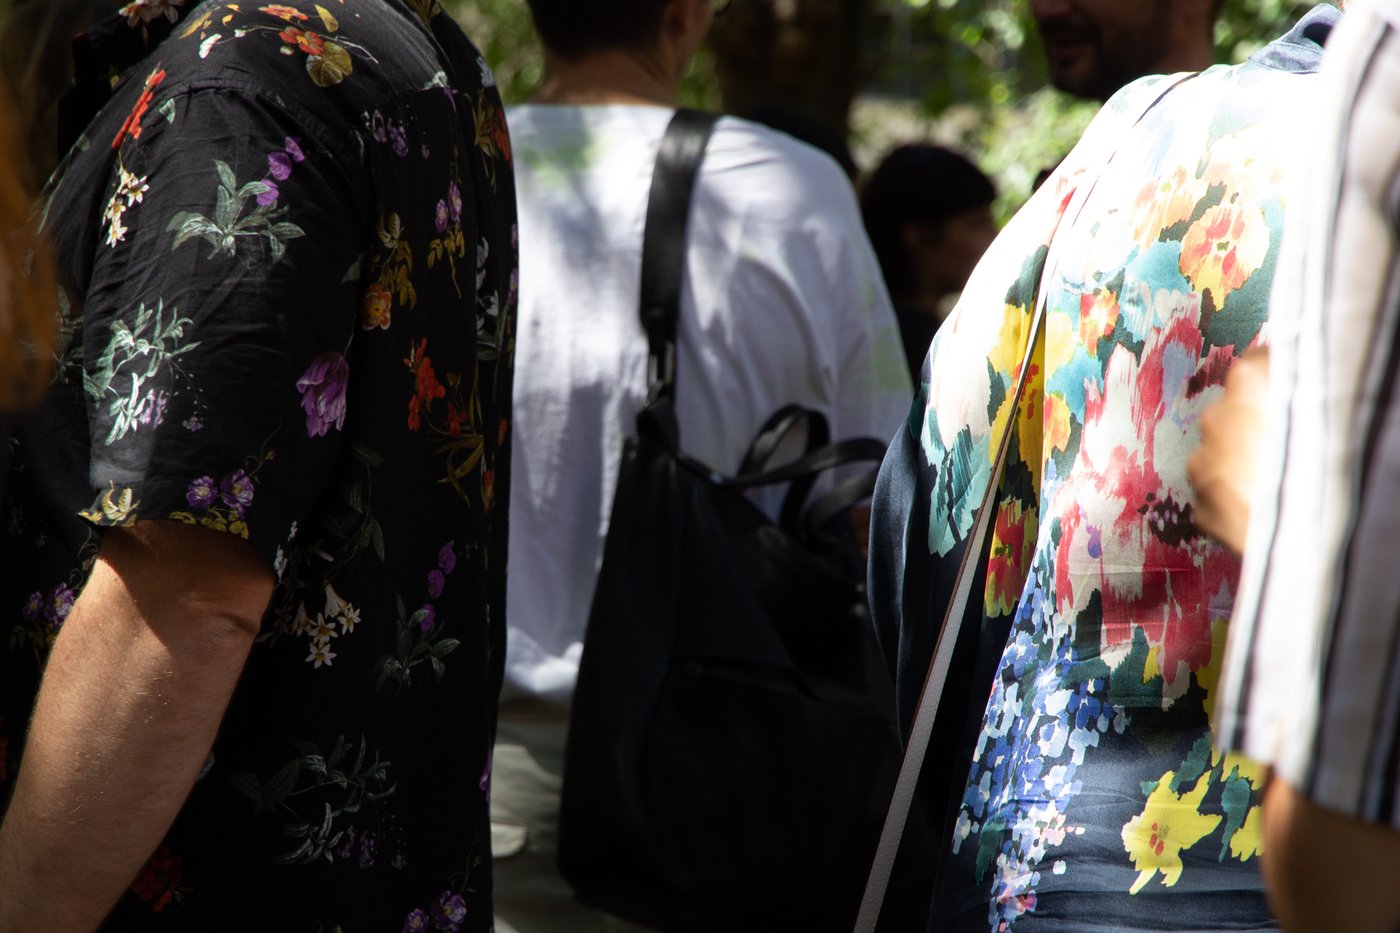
[1188,346,1270,554]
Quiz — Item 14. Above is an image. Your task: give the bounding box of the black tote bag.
[557,109,909,933]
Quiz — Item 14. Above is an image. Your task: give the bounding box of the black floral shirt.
[0,1,516,929]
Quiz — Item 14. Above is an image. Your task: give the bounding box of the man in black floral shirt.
[0,1,515,929]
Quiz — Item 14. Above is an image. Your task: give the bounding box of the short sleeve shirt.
[866,9,1336,930]
[0,1,517,929]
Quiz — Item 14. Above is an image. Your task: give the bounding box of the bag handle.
[639,108,721,409]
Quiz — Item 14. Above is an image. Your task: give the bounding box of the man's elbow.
[101,521,274,654]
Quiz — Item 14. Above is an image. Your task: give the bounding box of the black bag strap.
[636,107,885,543]
[639,108,721,407]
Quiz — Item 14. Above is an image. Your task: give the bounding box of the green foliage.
[442,0,1321,215]
[444,0,544,102]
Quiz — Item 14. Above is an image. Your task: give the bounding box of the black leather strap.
[639,108,721,406]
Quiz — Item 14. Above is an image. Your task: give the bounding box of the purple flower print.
[426,569,445,599]
[448,182,462,224]
[434,199,450,234]
[403,909,430,933]
[371,111,388,143]
[256,181,280,207]
[268,151,294,181]
[431,891,467,932]
[21,591,42,623]
[359,832,377,870]
[296,351,350,437]
[44,584,76,626]
[220,470,255,516]
[389,124,408,158]
[284,136,305,162]
[418,603,436,632]
[186,475,218,508]
[136,390,168,428]
[438,542,456,574]
[336,826,357,861]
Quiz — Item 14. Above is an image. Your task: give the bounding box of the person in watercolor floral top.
[867,6,1340,931]
[0,1,516,930]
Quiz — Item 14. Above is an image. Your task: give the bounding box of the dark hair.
[860,144,995,300]
[525,0,671,60]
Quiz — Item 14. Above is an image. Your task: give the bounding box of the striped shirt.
[1216,0,1400,826]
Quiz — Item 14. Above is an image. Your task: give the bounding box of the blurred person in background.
[861,143,998,382]
[0,0,123,196]
[1033,0,1221,101]
[494,0,912,928]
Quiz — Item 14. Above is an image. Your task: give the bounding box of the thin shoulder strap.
[639,108,721,405]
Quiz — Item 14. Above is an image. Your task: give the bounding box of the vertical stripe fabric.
[1217,0,1400,827]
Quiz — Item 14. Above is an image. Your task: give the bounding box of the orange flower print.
[1129,166,1202,250]
[1078,288,1119,358]
[260,3,309,20]
[1178,202,1269,307]
[112,66,167,150]
[279,27,326,56]
[482,469,496,513]
[362,284,392,330]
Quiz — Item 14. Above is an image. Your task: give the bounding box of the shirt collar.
[1249,4,1342,73]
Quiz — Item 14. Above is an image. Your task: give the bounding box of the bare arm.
[1187,346,1270,554]
[1261,777,1400,933]
[0,520,273,931]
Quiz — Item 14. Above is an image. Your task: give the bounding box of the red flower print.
[405,339,446,432]
[489,109,511,163]
[985,498,1036,618]
[279,27,326,56]
[131,845,184,912]
[445,402,468,437]
[112,66,167,150]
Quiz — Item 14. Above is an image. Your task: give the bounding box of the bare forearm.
[1262,778,1400,933]
[0,525,268,931]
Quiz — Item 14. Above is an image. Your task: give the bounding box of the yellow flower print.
[79,483,139,526]
[1179,202,1270,307]
[1122,769,1221,894]
[1229,805,1263,861]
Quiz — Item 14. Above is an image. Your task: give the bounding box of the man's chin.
[1049,60,1101,99]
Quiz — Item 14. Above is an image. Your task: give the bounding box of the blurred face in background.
[905,205,999,302]
[1032,0,1175,100]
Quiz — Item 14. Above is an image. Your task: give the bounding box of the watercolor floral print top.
[867,9,1338,932]
[0,1,515,930]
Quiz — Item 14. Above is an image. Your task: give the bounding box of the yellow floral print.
[1122,770,1222,893]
